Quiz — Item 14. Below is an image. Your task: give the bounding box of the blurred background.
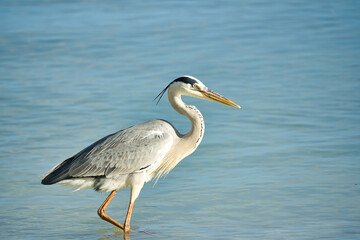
[1,1,359,239]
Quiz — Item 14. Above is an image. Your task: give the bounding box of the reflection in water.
[98,233,129,240]
[97,231,126,240]
[97,229,157,240]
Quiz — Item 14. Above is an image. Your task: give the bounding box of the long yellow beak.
[201,89,240,108]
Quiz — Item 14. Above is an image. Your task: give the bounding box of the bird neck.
[153,89,206,181]
[168,92,205,151]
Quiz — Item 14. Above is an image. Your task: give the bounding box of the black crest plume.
[153,82,171,105]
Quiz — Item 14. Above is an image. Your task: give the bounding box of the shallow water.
[1,1,360,239]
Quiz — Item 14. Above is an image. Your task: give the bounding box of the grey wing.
[68,122,174,178]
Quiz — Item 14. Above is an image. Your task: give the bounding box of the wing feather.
[68,120,173,178]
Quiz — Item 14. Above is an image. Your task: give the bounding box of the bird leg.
[123,200,135,232]
[97,190,125,230]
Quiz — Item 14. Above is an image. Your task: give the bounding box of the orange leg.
[124,201,135,232]
[97,190,124,230]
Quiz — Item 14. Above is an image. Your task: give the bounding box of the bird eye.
[192,84,197,89]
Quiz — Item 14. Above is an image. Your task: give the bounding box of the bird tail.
[41,157,74,185]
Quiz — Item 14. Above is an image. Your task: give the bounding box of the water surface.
[1,1,359,239]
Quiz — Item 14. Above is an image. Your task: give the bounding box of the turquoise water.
[1,1,360,239]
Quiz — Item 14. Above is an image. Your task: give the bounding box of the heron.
[41,76,240,232]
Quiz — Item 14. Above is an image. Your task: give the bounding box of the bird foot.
[123,221,132,233]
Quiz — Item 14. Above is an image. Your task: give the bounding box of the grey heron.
[41,76,240,232]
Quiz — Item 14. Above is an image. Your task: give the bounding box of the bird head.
[155,76,240,108]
